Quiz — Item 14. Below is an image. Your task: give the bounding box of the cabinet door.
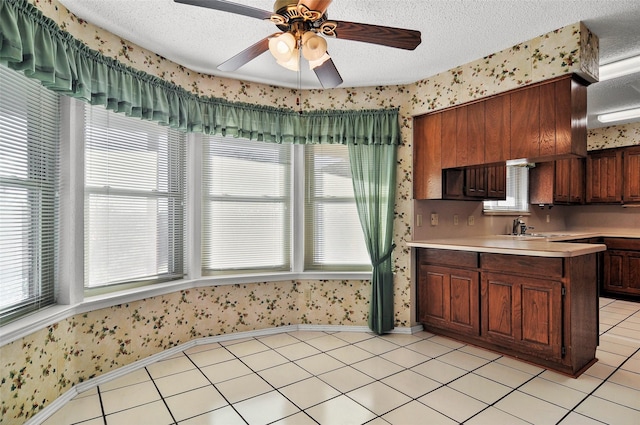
[484,95,510,163]
[486,165,506,199]
[623,146,640,203]
[464,167,487,198]
[586,150,623,203]
[554,159,571,203]
[555,157,584,204]
[413,114,442,199]
[603,250,640,296]
[627,252,640,295]
[418,265,480,336]
[455,107,469,166]
[466,102,485,166]
[482,272,562,360]
[441,109,458,169]
[511,85,540,160]
[603,250,625,293]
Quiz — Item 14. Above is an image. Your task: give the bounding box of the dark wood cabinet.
[413,74,588,200]
[530,158,584,205]
[586,149,623,203]
[413,114,442,199]
[510,84,540,160]
[602,238,640,298]
[555,158,585,204]
[623,146,640,203]
[443,165,506,200]
[418,264,480,336]
[586,145,640,204]
[416,247,599,376]
[482,272,562,361]
[484,95,511,163]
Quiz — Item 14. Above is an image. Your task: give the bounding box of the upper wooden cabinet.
[484,95,511,163]
[623,146,640,203]
[529,157,585,205]
[443,165,506,200]
[511,76,587,161]
[413,74,589,200]
[586,145,640,204]
[413,113,442,199]
[586,148,624,203]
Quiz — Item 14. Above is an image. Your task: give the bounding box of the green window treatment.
[348,143,398,334]
[0,0,399,146]
[1,0,401,333]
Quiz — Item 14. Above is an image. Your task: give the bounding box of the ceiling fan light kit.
[174,0,421,88]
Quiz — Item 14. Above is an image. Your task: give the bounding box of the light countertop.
[407,234,607,258]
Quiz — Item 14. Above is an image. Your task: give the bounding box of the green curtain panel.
[348,143,398,334]
[1,0,401,333]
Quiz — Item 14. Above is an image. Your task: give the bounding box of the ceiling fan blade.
[217,36,273,72]
[313,56,343,88]
[298,0,332,14]
[173,0,273,20]
[328,20,421,50]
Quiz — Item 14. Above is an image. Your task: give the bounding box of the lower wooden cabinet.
[418,264,480,336]
[416,248,598,376]
[482,272,562,361]
[602,238,640,298]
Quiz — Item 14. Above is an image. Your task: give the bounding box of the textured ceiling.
[59,0,640,128]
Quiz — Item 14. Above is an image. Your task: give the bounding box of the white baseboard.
[25,324,423,425]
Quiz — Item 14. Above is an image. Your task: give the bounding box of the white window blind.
[84,105,186,290]
[483,165,530,214]
[202,136,291,274]
[0,64,59,323]
[305,144,370,271]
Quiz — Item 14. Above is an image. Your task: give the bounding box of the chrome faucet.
[512,216,526,235]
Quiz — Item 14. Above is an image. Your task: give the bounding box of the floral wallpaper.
[588,122,640,150]
[0,1,613,423]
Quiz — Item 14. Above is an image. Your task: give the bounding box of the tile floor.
[43,297,640,425]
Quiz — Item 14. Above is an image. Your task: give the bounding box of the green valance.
[0,0,400,146]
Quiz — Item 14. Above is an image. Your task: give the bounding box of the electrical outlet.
[304,289,311,301]
[546,214,550,223]
[453,214,459,225]
[430,213,439,226]
[416,214,422,227]
[468,215,475,226]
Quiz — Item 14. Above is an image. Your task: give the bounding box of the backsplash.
[0,1,616,423]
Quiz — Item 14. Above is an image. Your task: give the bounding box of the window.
[305,144,370,271]
[0,64,59,323]
[483,165,529,214]
[84,105,186,290]
[202,136,291,274]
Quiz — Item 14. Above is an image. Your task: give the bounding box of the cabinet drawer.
[604,238,640,251]
[480,253,563,279]
[418,248,478,268]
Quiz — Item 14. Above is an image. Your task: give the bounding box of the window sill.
[482,210,531,216]
[0,271,372,347]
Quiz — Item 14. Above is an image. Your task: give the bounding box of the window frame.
[0,65,60,324]
[82,103,187,293]
[483,165,530,216]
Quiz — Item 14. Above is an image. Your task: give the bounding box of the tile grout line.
[144,365,179,424]
[554,345,640,424]
[95,386,107,425]
[181,347,251,425]
[236,335,327,425]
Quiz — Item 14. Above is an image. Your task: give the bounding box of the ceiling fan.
[174,0,422,88]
